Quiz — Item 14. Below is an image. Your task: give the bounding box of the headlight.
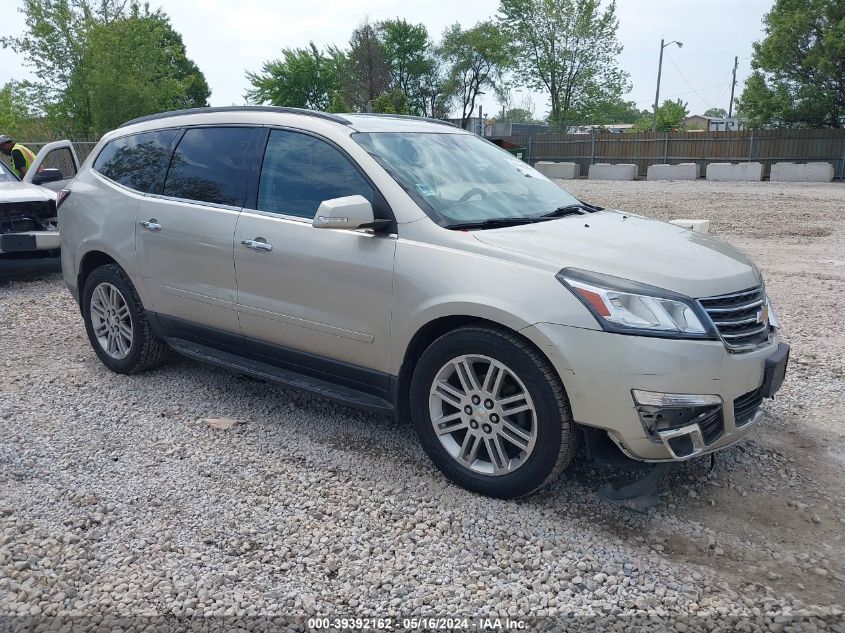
[557,268,716,339]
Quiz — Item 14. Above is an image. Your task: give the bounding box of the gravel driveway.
[1,180,843,631]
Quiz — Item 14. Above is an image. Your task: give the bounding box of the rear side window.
[162,127,255,206]
[93,130,179,192]
[256,130,373,219]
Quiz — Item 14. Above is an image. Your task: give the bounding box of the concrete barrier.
[535,161,580,179]
[770,162,834,182]
[670,219,710,235]
[588,163,637,180]
[647,163,699,181]
[705,162,764,181]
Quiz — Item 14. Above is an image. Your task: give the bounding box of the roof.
[119,106,465,135]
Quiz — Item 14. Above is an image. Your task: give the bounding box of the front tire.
[82,264,168,374]
[410,325,575,498]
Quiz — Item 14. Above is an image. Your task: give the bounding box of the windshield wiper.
[444,217,550,230]
[542,202,602,218]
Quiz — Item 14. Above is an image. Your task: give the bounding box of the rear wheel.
[410,325,575,498]
[82,264,168,374]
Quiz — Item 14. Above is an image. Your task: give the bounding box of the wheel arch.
[394,314,573,425]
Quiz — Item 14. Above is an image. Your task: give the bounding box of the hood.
[0,181,57,203]
[472,210,761,298]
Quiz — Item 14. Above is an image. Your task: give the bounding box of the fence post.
[840,148,845,181]
[590,129,596,165]
[527,134,533,164]
[748,131,754,161]
[663,131,669,164]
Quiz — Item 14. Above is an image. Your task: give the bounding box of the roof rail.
[119,106,351,128]
[345,113,460,128]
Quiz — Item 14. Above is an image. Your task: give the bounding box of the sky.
[0,0,772,120]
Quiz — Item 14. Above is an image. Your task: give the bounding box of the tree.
[326,91,350,114]
[704,107,728,118]
[498,0,630,130]
[246,43,344,111]
[2,0,209,137]
[737,0,845,128]
[379,19,432,115]
[345,19,389,111]
[372,92,396,114]
[501,107,536,123]
[634,99,689,131]
[441,21,514,129]
[83,11,210,133]
[581,98,644,125]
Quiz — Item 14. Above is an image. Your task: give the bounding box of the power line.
[664,52,712,107]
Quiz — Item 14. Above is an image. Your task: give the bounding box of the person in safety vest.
[0,135,36,178]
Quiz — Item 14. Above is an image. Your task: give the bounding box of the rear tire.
[410,325,575,498]
[82,264,168,374]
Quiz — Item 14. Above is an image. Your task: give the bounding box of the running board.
[166,337,394,414]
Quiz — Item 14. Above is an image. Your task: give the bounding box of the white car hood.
[0,181,57,203]
[472,210,761,298]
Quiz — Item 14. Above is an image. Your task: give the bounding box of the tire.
[81,263,168,374]
[410,325,575,499]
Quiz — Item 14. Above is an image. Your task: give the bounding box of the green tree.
[345,19,389,111]
[379,19,432,115]
[326,91,350,113]
[372,92,397,114]
[84,11,210,133]
[581,98,644,125]
[441,21,514,129]
[704,107,728,118]
[738,0,845,127]
[499,0,630,130]
[246,43,344,111]
[501,107,537,123]
[635,99,689,131]
[2,0,209,137]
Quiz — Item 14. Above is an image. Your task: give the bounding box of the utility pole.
[728,56,738,118]
[653,38,683,132]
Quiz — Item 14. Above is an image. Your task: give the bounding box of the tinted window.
[163,127,255,206]
[93,130,179,192]
[257,130,373,219]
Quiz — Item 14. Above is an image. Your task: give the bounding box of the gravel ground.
[1,180,844,632]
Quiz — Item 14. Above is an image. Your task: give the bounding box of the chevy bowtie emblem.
[757,305,769,325]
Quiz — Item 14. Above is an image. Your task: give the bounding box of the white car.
[0,140,80,274]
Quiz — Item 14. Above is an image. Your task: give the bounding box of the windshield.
[352,132,583,227]
[0,161,19,182]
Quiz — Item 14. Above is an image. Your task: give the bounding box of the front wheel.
[410,325,575,498]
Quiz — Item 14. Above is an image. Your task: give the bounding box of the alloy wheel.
[428,354,537,476]
[89,282,133,360]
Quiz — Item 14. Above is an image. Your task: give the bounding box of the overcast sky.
[0,0,771,120]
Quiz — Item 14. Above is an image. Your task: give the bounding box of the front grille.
[0,200,57,233]
[734,388,764,426]
[698,286,770,351]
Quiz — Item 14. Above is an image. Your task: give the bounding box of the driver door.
[234,129,396,375]
[23,141,80,191]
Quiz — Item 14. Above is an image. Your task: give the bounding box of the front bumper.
[522,322,786,461]
[0,231,62,275]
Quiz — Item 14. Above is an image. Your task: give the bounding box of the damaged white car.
[0,141,80,274]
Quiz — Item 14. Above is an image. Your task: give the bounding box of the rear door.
[24,140,80,191]
[136,126,261,336]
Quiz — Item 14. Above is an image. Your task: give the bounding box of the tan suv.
[60,107,789,498]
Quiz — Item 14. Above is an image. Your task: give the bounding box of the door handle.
[139,219,162,231]
[241,238,273,252]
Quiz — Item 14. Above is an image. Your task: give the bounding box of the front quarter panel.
[389,231,599,375]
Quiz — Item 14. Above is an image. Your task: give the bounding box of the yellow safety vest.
[10,143,36,178]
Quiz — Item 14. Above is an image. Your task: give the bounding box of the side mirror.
[31,168,64,185]
[313,195,386,230]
